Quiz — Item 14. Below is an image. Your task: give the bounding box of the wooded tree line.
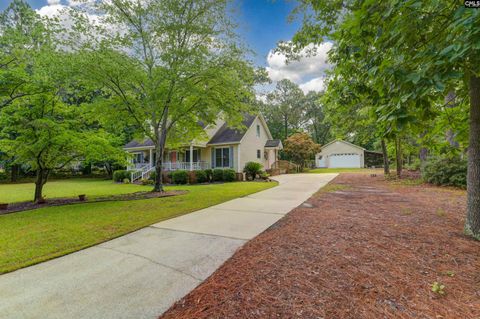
[0,0,259,200]
[260,79,332,146]
[285,1,480,239]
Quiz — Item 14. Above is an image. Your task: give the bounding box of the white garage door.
[329,153,361,168]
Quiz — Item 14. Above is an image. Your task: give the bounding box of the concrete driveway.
[0,173,337,319]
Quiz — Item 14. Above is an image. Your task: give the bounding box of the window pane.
[215,148,222,167]
[223,148,230,167]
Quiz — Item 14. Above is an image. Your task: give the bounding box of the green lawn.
[0,178,153,203]
[0,179,276,274]
[305,168,383,174]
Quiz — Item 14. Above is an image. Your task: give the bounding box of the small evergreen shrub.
[149,170,156,181]
[213,168,224,182]
[172,170,188,184]
[422,156,467,188]
[123,178,130,184]
[140,179,154,185]
[113,170,131,182]
[243,162,263,180]
[196,170,208,183]
[204,169,213,182]
[223,169,236,182]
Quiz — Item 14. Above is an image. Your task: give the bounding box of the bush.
[172,170,188,184]
[223,169,236,182]
[123,178,130,184]
[0,171,6,181]
[149,170,156,181]
[140,178,154,185]
[212,168,224,182]
[196,170,208,183]
[422,156,467,188]
[204,169,213,182]
[113,170,132,182]
[243,162,263,180]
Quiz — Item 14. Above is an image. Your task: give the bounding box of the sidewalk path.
[0,173,337,319]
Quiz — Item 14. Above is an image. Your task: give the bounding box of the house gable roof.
[321,139,366,152]
[123,113,273,148]
[207,114,257,145]
[124,138,154,149]
[265,139,282,148]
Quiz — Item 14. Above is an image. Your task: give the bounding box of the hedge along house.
[123,113,282,181]
[315,140,383,168]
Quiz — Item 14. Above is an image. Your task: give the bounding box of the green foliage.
[212,169,224,182]
[149,170,156,181]
[195,170,208,183]
[422,157,467,188]
[431,282,446,295]
[172,170,188,185]
[204,169,213,182]
[113,170,133,183]
[122,178,130,184]
[140,179,154,186]
[283,132,321,168]
[243,162,263,180]
[69,0,259,191]
[223,169,236,182]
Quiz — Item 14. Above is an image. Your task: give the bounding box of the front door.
[169,151,177,163]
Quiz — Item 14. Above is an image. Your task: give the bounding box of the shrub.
[149,170,156,181]
[204,169,213,182]
[422,156,467,188]
[0,171,6,181]
[213,168,224,182]
[113,170,130,182]
[123,178,130,184]
[140,178,154,185]
[223,169,236,182]
[243,162,263,180]
[172,170,188,184]
[196,170,208,183]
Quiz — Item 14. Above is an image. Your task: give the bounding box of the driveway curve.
[0,173,337,319]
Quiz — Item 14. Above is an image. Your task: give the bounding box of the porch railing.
[162,161,210,171]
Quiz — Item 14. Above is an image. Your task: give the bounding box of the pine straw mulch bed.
[0,190,187,215]
[160,173,479,319]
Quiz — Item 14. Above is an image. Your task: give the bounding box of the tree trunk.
[34,168,49,202]
[284,115,288,140]
[153,109,169,192]
[465,74,480,240]
[381,139,390,175]
[395,137,402,178]
[10,163,18,182]
[104,162,113,178]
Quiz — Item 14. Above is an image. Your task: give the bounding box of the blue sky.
[1,0,331,93]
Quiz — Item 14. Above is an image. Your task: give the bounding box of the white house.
[316,140,382,168]
[124,113,282,181]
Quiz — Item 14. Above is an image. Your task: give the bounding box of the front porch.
[127,146,210,172]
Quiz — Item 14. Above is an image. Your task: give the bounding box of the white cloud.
[299,77,325,93]
[265,42,332,93]
[36,3,65,17]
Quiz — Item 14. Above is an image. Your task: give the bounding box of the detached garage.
[316,140,382,168]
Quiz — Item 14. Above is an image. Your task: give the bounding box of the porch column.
[149,149,153,168]
[189,144,193,171]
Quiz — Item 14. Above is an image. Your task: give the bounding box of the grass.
[0,179,276,274]
[0,178,154,203]
[305,168,382,174]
